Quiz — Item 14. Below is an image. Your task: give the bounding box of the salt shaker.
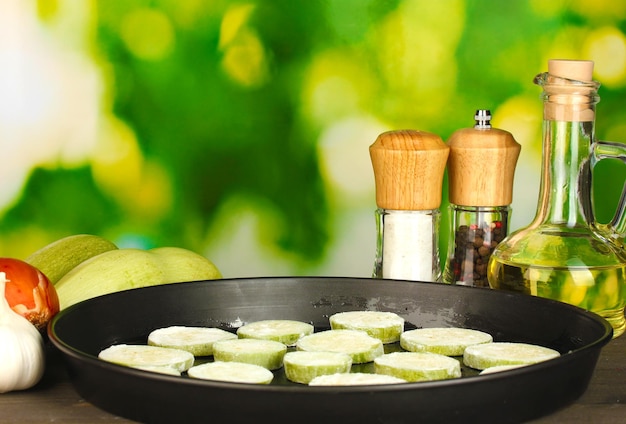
[369,129,450,282]
[442,110,521,287]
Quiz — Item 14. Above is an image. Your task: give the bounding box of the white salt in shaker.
[369,129,450,282]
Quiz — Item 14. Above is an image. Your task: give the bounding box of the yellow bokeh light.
[583,27,626,87]
[492,95,543,153]
[130,160,173,220]
[218,3,269,88]
[370,0,464,123]
[529,0,569,17]
[168,0,211,29]
[220,30,269,88]
[120,8,175,61]
[541,25,590,66]
[317,115,388,203]
[92,116,172,220]
[218,3,256,49]
[92,117,143,195]
[303,49,374,126]
[570,0,626,20]
[311,76,359,121]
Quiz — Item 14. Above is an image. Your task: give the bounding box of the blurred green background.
[1,0,625,278]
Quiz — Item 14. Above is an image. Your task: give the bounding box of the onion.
[0,258,60,332]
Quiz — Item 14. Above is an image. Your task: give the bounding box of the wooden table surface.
[2,332,625,423]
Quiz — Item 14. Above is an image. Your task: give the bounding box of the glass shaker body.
[443,205,509,287]
[373,208,441,282]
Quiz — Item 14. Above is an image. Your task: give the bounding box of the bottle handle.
[591,140,626,244]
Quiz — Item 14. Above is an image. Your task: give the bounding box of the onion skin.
[0,258,60,332]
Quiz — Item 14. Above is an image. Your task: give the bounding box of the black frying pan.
[48,276,612,424]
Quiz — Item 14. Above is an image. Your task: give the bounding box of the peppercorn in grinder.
[370,129,450,282]
[442,111,521,287]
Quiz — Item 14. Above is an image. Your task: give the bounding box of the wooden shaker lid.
[369,129,449,210]
[447,114,521,206]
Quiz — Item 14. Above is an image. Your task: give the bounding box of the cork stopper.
[542,59,597,122]
[370,129,449,210]
[548,59,594,82]
[447,111,521,206]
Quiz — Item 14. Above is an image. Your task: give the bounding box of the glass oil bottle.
[488,60,626,337]
[443,110,521,287]
[369,129,450,282]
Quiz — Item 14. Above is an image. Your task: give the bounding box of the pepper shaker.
[442,110,521,287]
[369,129,450,282]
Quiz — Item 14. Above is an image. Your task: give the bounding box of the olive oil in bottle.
[490,261,626,332]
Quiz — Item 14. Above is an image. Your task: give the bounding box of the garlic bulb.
[0,271,45,393]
